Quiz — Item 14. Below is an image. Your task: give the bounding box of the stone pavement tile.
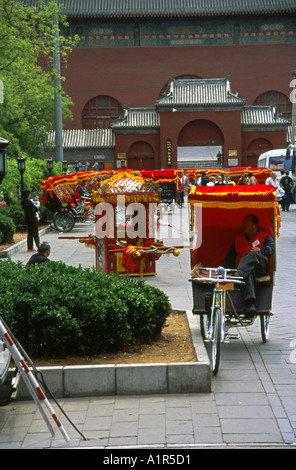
[112,408,139,422]
[212,378,265,393]
[109,420,138,438]
[220,418,281,436]
[83,416,112,431]
[192,413,220,427]
[137,427,166,445]
[190,400,218,414]
[217,405,274,419]
[193,426,223,444]
[139,413,165,428]
[108,436,138,447]
[0,426,30,444]
[139,397,166,415]
[214,392,269,406]
[21,433,52,449]
[166,419,193,436]
[223,433,284,444]
[166,433,195,445]
[165,406,192,421]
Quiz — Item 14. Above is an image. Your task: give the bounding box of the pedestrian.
[31,194,40,221]
[21,189,40,252]
[247,172,258,185]
[207,176,215,186]
[280,170,294,211]
[176,173,184,208]
[27,241,51,265]
[214,175,226,186]
[237,175,248,185]
[265,172,284,204]
[198,171,210,186]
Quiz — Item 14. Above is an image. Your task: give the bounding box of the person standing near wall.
[21,189,40,251]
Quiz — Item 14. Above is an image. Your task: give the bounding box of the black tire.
[49,211,58,230]
[260,314,270,343]
[200,313,211,341]
[54,212,75,232]
[212,307,222,376]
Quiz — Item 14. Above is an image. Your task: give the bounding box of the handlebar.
[189,267,245,286]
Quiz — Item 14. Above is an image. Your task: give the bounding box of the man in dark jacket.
[27,241,51,265]
[280,170,294,211]
[21,189,40,251]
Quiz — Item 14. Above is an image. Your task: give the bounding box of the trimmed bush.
[0,204,26,232]
[0,259,171,358]
[0,213,16,243]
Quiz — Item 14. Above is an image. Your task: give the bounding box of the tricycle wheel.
[54,212,75,232]
[212,307,222,376]
[49,211,58,230]
[260,314,270,343]
[200,313,211,341]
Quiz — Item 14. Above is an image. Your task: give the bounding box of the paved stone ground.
[0,202,296,450]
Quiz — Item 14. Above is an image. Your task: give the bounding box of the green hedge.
[0,213,16,243]
[0,202,50,239]
[0,259,171,358]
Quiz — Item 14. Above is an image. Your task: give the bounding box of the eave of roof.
[22,1,296,18]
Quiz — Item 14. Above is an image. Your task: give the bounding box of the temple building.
[26,0,296,169]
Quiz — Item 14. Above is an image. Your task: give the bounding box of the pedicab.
[229,167,273,185]
[140,169,181,212]
[188,184,281,375]
[75,168,183,278]
[41,171,101,232]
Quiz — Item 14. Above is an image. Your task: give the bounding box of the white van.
[258,148,296,202]
[257,149,286,176]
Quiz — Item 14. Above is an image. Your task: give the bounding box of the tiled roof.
[241,106,290,127]
[47,129,115,148]
[112,107,160,130]
[22,1,296,17]
[156,76,245,108]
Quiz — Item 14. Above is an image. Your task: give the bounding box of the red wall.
[62,42,295,128]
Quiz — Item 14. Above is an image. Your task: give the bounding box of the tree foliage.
[0,0,78,157]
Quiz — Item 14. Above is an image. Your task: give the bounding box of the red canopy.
[188,185,280,268]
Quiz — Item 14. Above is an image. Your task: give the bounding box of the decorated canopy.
[91,168,159,204]
[188,184,280,268]
[229,167,272,184]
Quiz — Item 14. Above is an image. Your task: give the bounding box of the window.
[254,91,291,117]
[82,95,123,129]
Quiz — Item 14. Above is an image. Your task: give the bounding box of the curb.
[15,310,211,399]
[2,228,211,397]
[0,226,52,258]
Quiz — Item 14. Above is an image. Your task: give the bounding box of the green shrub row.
[0,259,171,358]
[0,203,50,243]
[0,213,16,244]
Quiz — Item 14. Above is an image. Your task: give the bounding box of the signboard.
[166,140,172,167]
[228,158,238,166]
[159,182,176,203]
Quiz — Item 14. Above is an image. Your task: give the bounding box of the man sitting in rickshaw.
[224,214,274,314]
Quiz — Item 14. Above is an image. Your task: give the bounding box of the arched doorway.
[128,141,155,170]
[177,119,224,168]
[247,138,273,167]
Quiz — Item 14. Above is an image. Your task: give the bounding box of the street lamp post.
[62,160,68,173]
[74,160,80,172]
[0,137,10,185]
[17,157,26,196]
[47,158,54,175]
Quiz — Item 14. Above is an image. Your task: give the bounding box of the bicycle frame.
[191,267,245,375]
